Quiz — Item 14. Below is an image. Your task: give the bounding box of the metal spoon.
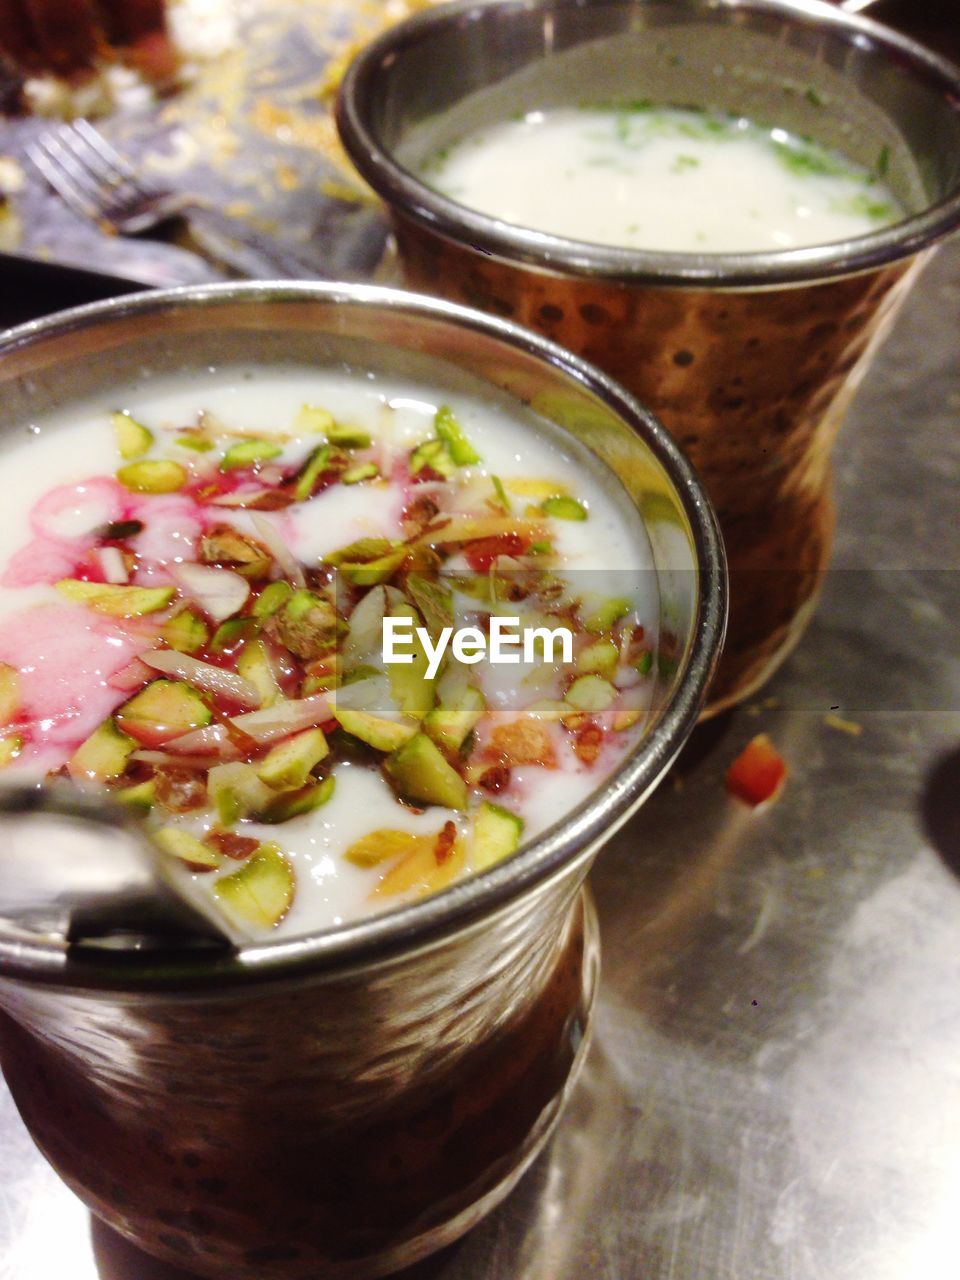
[0,783,243,951]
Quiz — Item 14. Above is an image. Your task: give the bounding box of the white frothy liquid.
[0,366,661,935]
[421,105,901,253]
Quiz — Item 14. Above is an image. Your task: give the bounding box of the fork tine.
[58,122,143,207]
[27,135,104,221]
[72,119,140,185]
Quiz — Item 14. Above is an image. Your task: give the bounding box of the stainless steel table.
[1,241,958,1280]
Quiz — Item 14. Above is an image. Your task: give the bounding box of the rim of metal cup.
[336,0,960,288]
[0,281,726,990]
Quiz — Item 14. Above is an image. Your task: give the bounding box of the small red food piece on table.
[725,733,787,806]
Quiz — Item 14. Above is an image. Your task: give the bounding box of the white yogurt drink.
[420,105,901,252]
[0,366,661,936]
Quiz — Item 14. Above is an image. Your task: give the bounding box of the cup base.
[0,888,601,1279]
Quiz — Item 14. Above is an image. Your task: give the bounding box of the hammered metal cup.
[336,0,960,711]
[0,284,725,1279]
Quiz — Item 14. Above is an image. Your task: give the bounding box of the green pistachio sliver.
[342,462,379,485]
[541,495,588,521]
[326,422,372,449]
[491,475,512,513]
[213,843,294,926]
[434,404,480,465]
[528,540,553,556]
[293,444,331,502]
[410,438,456,478]
[220,439,283,472]
[176,432,214,453]
[116,777,157,813]
[162,608,210,654]
[635,649,654,677]
[56,579,174,617]
[325,536,396,567]
[252,580,293,619]
[585,596,632,634]
[117,460,187,494]
[338,552,406,586]
[577,640,619,678]
[155,827,220,869]
[111,411,154,461]
[258,775,336,824]
[294,404,336,435]
[565,674,617,713]
[210,617,258,654]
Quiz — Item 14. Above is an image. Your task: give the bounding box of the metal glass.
[0,283,725,1279]
[336,0,960,711]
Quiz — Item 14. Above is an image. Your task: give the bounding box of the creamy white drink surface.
[0,367,660,936]
[420,105,901,252]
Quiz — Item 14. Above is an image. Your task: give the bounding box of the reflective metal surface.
[0,215,954,1279]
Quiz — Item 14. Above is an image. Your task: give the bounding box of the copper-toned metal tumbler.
[337,0,960,710]
[0,283,725,1278]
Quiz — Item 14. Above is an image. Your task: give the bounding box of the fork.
[27,119,325,281]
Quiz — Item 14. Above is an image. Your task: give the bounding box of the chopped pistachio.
[115,680,212,744]
[635,649,654,677]
[175,432,214,453]
[155,827,220,869]
[383,733,468,810]
[292,444,331,502]
[332,706,417,752]
[342,462,379,485]
[207,761,273,826]
[471,801,524,871]
[584,596,632,634]
[565,674,616,713]
[200,526,272,578]
[434,404,480,465]
[423,685,485,753]
[410,438,456,478]
[68,718,135,781]
[116,777,157,813]
[252,580,293,619]
[56,580,174,618]
[276,590,339,660]
[0,735,22,769]
[116,460,187,494]
[541,495,588,521]
[257,728,329,791]
[162,608,210,654]
[111,411,154,461]
[258,776,335,823]
[326,422,372,449]
[491,475,511,512]
[294,404,335,435]
[386,604,436,720]
[576,640,619,679]
[236,639,282,707]
[210,617,258,655]
[220,439,283,471]
[214,843,295,926]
